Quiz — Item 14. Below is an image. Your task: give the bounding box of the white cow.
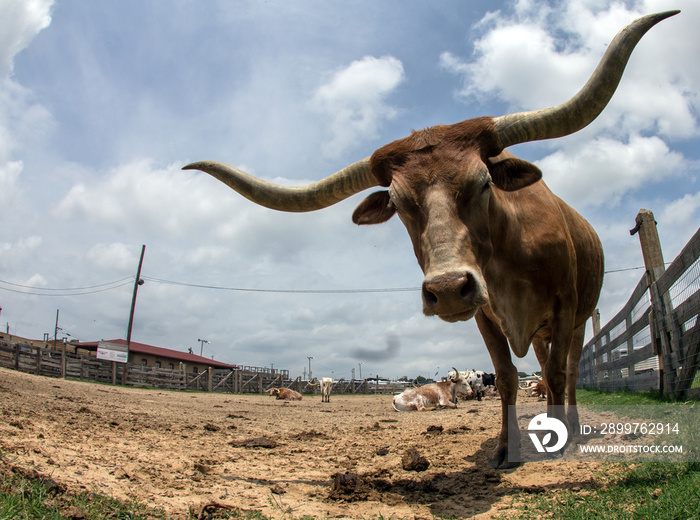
[320,377,332,403]
[393,368,471,411]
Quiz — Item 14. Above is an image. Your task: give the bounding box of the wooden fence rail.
[579,225,700,398]
[0,341,393,395]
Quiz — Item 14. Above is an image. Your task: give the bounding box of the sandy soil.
[0,368,601,519]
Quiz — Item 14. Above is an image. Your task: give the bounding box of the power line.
[0,277,133,296]
[0,263,663,299]
[142,276,421,294]
[605,266,645,274]
[604,261,672,275]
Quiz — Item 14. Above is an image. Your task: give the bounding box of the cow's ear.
[487,157,542,192]
[352,191,396,225]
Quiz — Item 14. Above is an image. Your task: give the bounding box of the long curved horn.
[183,157,376,212]
[493,10,679,149]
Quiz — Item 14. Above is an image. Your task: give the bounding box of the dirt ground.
[0,368,601,519]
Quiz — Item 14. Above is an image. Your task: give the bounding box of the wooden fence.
[0,341,398,395]
[578,224,700,397]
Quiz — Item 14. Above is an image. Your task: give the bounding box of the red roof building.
[78,339,236,373]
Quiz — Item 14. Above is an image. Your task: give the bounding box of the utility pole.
[358,362,363,380]
[592,309,601,336]
[198,338,210,356]
[53,309,59,350]
[126,245,146,352]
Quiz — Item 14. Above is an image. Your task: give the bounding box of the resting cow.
[393,368,471,411]
[481,373,496,388]
[184,12,678,468]
[529,380,547,399]
[268,388,302,401]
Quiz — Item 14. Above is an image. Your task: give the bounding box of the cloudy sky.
[1,0,697,381]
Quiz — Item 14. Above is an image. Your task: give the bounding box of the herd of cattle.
[268,369,545,411]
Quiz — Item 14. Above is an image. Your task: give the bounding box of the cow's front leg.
[476,309,520,469]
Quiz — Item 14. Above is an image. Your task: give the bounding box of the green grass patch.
[507,461,700,520]
[575,387,685,406]
[0,457,173,520]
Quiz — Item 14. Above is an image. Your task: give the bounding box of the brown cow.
[268,388,302,401]
[529,380,547,399]
[184,12,678,468]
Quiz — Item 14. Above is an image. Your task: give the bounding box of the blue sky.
[1,0,698,381]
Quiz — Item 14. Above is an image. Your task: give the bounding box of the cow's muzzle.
[422,271,488,322]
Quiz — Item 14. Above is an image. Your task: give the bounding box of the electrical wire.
[604,266,645,274]
[0,277,133,296]
[142,276,420,294]
[0,263,658,299]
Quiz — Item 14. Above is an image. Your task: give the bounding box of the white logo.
[527,413,568,453]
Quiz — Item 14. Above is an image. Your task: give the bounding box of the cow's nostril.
[422,285,438,307]
[459,276,476,300]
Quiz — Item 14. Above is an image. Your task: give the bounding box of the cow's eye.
[480,180,491,194]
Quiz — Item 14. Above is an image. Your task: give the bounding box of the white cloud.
[0,159,23,202]
[0,0,53,76]
[312,55,405,157]
[25,272,47,288]
[659,192,700,228]
[56,160,237,239]
[0,1,55,164]
[441,23,591,109]
[539,135,685,208]
[86,243,135,272]
[657,191,700,261]
[0,235,42,268]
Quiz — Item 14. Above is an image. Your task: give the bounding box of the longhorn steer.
[393,368,471,411]
[320,377,332,403]
[447,368,486,400]
[529,380,547,399]
[184,12,678,468]
[269,388,302,401]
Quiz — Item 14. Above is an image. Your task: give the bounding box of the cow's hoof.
[489,447,520,470]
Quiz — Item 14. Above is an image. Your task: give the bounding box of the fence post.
[631,209,675,394]
[208,367,213,392]
[61,341,66,379]
[632,210,666,281]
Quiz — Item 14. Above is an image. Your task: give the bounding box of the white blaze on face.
[418,187,490,322]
